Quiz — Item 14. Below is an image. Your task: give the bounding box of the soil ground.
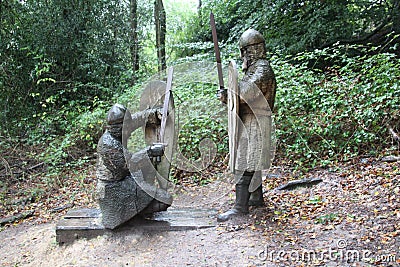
[0,159,399,267]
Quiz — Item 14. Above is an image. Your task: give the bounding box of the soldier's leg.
[217,171,252,222]
[128,148,157,184]
[248,171,264,207]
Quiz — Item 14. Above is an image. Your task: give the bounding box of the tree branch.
[320,16,392,49]
[388,124,400,141]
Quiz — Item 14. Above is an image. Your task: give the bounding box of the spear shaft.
[159,66,173,143]
[210,12,224,92]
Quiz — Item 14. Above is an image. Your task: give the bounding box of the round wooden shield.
[139,80,176,189]
[228,60,239,173]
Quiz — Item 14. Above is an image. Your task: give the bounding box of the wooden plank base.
[56,208,218,245]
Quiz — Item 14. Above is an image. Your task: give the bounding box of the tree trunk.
[129,0,139,84]
[154,0,166,72]
[198,0,203,27]
[198,0,202,17]
[392,0,400,32]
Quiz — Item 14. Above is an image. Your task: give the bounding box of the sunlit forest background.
[1,0,399,192]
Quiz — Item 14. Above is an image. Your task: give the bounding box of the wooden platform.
[56,208,218,245]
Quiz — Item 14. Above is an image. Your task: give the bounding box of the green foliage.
[1,0,399,180]
[164,0,199,60]
[0,0,147,137]
[174,82,228,161]
[183,0,399,55]
[21,43,400,175]
[35,81,144,174]
[274,45,400,170]
[315,213,338,225]
[34,98,107,172]
[308,195,322,204]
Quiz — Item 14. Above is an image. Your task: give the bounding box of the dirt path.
[0,179,264,267]
[0,220,266,266]
[1,160,399,267]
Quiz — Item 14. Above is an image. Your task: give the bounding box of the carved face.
[107,124,123,140]
[106,104,133,141]
[240,43,266,71]
[239,29,267,71]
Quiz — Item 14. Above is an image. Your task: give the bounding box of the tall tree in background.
[129,0,139,83]
[154,0,166,72]
[198,0,202,21]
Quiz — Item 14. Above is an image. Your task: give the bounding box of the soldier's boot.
[217,174,251,222]
[248,185,264,207]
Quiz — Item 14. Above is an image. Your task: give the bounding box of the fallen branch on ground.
[276,177,323,191]
[0,210,35,226]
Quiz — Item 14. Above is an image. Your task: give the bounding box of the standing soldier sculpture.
[213,27,277,222]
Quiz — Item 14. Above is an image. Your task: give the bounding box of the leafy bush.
[173,82,228,162]
[4,44,398,182]
[273,45,400,170]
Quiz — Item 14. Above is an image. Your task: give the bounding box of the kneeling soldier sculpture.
[96,104,172,229]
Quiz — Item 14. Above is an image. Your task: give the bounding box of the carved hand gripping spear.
[149,67,174,163]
